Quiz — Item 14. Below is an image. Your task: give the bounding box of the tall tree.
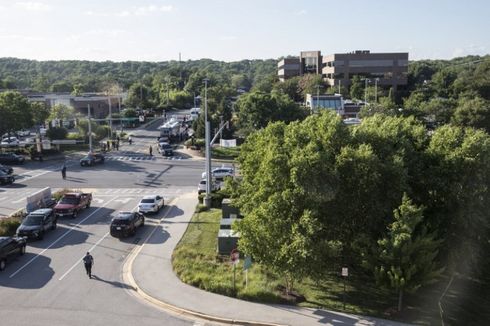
[373,194,443,312]
[0,91,33,136]
[349,75,364,101]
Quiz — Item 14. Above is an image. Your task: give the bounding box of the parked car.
[201,167,234,179]
[0,236,26,271]
[138,195,164,214]
[0,153,25,164]
[16,129,31,137]
[0,170,14,185]
[54,192,92,218]
[198,179,220,194]
[110,211,145,238]
[16,208,57,240]
[0,163,13,175]
[80,153,105,167]
[158,142,174,156]
[1,137,20,146]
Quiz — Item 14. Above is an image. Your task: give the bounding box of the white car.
[201,167,234,179]
[138,195,164,214]
[198,179,220,194]
[17,129,31,137]
[1,137,20,146]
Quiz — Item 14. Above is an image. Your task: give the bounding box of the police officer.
[83,252,94,278]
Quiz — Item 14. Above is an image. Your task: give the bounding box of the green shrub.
[0,218,21,236]
[198,191,227,208]
[46,127,68,140]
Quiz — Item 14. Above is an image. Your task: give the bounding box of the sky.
[0,0,488,62]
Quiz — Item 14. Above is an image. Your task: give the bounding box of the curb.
[122,200,286,326]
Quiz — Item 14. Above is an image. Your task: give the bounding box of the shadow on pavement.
[0,254,53,289]
[91,275,136,291]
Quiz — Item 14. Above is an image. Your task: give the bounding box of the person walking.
[61,163,67,179]
[149,145,153,156]
[128,136,132,145]
[83,252,94,279]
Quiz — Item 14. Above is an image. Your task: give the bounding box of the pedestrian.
[116,140,119,150]
[128,136,132,145]
[83,252,94,279]
[61,163,66,179]
[106,140,110,151]
[149,145,153,156]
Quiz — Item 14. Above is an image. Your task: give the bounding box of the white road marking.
[58,231,110,281]
[9,197,117,278]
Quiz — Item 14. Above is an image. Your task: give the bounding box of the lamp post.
[88,104,93,153]
[203,78,211,208]
[315,84,321,113]
[374,78,380,103]
[364,78,371,104]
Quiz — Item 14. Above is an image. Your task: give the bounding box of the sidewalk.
[126,193,411,326]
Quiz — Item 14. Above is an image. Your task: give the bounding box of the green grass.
[211,146,240,160]
[172,208,490,325]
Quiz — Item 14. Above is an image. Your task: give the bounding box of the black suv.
[16,208,57,240]
[110,211,145,238]
[0,153,25,164]
[0,170,14,185]
[80,153,105,167]
[0,163,13,175]
[0,236,26,271]
[158,142,174,156]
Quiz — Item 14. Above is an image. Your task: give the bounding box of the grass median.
[171,208,490,324]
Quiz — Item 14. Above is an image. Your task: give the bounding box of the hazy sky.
[0,0,488,62]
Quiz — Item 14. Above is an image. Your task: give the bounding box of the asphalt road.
[0,119,221,326]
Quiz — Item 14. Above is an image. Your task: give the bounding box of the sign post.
[243,256,252,289]
[341,267,348,310]
[230,249,239,295]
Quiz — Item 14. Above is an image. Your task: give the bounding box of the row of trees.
[232,111,490,311]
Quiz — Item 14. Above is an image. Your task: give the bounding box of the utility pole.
[88,104,93,153]
[375,78,380,103]
[364,78,370,104]
[108,95,112,139]
[204,78,211,208]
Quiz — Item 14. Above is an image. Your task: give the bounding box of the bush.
[46,127,68,140]
[0,218,21,236]
[198,191,227,208]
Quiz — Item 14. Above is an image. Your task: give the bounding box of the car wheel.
[0,259,6,271]
[38,230,44,240]
[141,218,145,227]
[20,245,26,255]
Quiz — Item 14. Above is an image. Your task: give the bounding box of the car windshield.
[141,199,155,203]
[60,197,79,205]
[23,215,44,226]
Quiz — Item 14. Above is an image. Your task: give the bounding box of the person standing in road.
[83,252,94,279]
[149,145,153,156]
[61,163,67,179]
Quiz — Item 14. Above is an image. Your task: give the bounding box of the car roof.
[116,211,134,219]
[31,208,52,215]
[141,195,159,200]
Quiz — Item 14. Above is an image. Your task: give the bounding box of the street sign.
[139,115,145,122]
[230,249,239,265]
[243,256,252,270]
[341,267,348,277]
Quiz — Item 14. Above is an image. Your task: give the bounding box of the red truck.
[54,192,92,218]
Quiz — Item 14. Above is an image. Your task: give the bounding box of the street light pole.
[374,78,380,103]
[203,78,211,208]
[88,104,93,153]
[364,78,370,104]
[108,94,112,139]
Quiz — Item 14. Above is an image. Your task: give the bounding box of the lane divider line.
[9,197,117,279]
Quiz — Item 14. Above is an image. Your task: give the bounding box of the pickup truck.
[53,192,92,218]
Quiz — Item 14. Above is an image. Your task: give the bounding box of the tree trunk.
[398,289,403,312]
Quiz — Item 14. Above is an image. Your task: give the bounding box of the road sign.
[139,115,145,122]
[230,249,239,265]
[243,256,252,270]
[342,267,348,277]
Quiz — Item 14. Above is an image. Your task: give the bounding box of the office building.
[322,50,408,91]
